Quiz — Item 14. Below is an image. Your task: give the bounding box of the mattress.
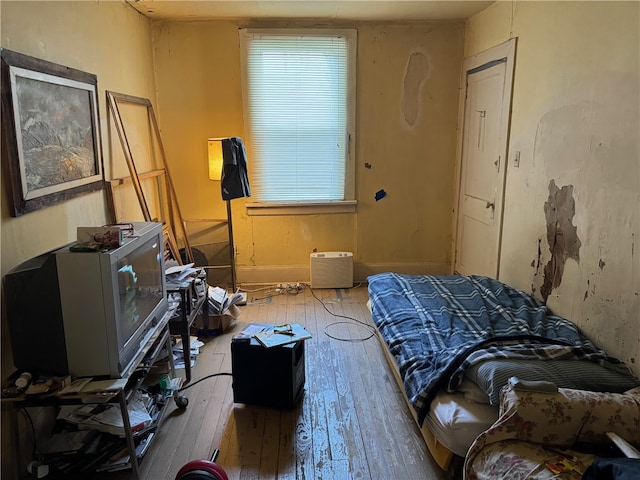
[424,391,498,457]
[367,273,639,470]
[367,273,637,426]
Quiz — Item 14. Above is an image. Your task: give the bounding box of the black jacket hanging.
[221,137,251,201]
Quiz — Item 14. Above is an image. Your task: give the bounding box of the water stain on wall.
[538,179,582,302]
[401,51,430,128]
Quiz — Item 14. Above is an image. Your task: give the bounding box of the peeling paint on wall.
[537,179,582,302]
[531,237,543,287]
[401,51,431,128]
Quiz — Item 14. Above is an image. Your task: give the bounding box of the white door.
[454,39,516,278]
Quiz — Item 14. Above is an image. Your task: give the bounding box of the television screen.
[117,234,164,343]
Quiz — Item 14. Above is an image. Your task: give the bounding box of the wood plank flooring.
[113,285,448,480]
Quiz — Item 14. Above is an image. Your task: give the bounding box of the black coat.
[221,137,251,201]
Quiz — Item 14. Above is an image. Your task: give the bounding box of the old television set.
[4,222,169,378]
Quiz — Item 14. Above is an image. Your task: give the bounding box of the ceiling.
[126,0,495,22]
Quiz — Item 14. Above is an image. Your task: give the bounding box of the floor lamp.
[208,137,237,290]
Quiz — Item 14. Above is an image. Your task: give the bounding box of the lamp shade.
[208,138,224,181]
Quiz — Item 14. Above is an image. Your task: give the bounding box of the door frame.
[452,38,517,277]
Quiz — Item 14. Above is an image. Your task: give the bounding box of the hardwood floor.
[118,285,448,480]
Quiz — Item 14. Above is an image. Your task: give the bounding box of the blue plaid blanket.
[367,273,630,426]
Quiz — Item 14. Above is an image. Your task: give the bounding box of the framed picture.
[1,49,104,216]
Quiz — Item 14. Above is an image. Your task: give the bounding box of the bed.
[367,273,640,470]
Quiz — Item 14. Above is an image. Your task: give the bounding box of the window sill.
[246,200,357,216]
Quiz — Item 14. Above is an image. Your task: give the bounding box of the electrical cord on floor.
[236,284,277,303]
[249,282,305,302]
[236,285,274,293]
[309,286,377,342]
[173,372,233,409]
[234,282,376,341]
[177,372,232,392]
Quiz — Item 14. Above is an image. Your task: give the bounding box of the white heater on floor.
[310,252,353,289]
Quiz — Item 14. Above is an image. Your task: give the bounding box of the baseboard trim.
[235,261,451,286]
[356,262,452,279]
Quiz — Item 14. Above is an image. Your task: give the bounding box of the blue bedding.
[367,273,638,426]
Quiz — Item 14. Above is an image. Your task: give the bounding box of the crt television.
[4,222,169,378]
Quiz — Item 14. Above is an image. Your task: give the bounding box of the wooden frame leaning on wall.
[105,90,193,264]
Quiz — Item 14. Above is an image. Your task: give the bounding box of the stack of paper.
[56,395,152,437]
[172,336,204,369]
[207,286,246,314]
[165,263,199,288]
[57,378,127,399]
[253,323,312,348]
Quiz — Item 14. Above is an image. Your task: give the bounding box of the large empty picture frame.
[0,49,104,216]
[106,90,193,263]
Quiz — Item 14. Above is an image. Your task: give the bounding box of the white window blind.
[241,29,355,204]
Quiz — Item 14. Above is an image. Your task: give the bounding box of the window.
[240,29,357,214]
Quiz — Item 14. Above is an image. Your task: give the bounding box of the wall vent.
[310,252,353,289]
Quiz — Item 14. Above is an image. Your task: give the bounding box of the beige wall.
[0,1,156,475]
[151,20,463,282]
[0,0,157,274]
[465,1,639,375]
[0,0,156,369]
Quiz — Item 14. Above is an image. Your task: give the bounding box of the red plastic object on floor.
[175,449,228,480]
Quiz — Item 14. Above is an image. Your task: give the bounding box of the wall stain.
[584,279,590,301]
[531,238,543,294]
[539,179,581,302]
[598,259,606,270]
[401,51,430,128]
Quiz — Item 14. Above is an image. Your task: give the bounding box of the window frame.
[239,28,357,216]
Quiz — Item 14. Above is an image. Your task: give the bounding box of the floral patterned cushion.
[570,388,640,444]
[464,385,640,479]
[466,440,596,480]
[498,385,640,446]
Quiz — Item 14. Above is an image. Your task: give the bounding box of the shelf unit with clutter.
[165,266,209,383]
[2,315,177,479]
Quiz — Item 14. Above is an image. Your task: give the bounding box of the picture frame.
[1,49,104,216]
